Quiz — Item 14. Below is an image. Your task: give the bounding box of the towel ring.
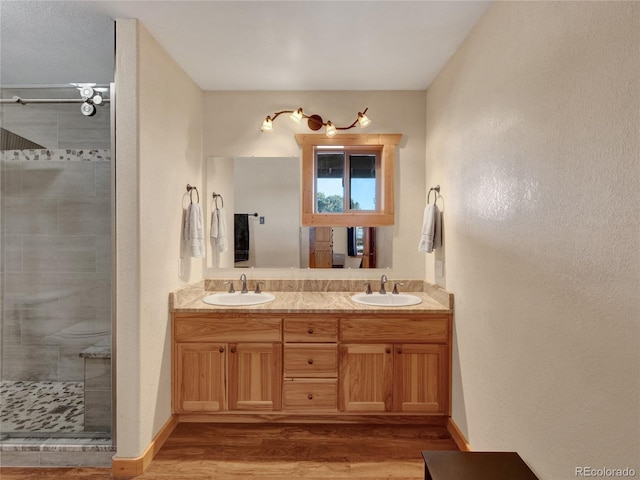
[427,185,440,204]
[186,184,199,204]
[212,192,224,208]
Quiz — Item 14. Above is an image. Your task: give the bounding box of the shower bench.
[79,340,111,432]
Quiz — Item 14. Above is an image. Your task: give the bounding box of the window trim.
[296,133,402,227]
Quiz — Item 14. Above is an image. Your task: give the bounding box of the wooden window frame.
[296,133,402,227]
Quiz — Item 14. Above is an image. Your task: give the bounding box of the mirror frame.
[296,133,402,227]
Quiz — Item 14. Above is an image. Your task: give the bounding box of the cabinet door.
[393,344,449,414]
[339,344,393,412]
[175,343,226,413]
[228,343,282,411]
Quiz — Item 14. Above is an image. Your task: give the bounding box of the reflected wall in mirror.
[206,156,392,269]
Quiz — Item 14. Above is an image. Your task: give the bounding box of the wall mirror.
[206,156,392,269]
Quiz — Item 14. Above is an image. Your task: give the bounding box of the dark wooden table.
[421,451,539,480]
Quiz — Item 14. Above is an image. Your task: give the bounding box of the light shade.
[325,121,337,137]
[357,112,371,128]
[261,116,273,132]
[289,108,303,123]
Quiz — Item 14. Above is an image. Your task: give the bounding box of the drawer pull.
[219,347,225,353]
[308,328,314,334]
[308,359,314,365]
[307,394,313,400]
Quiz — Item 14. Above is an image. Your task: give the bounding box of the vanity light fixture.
[261,107,371,137]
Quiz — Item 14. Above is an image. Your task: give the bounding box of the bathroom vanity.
[170,280,453,422]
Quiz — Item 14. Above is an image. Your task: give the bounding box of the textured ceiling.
[0,0,490,90]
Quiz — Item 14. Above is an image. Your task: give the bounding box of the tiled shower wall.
[1,88,111,384]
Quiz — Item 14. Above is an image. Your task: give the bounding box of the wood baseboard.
[447,417,472,452]
[177,412,449,425]
[112,415,178,477]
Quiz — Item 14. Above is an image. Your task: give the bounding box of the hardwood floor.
[1,422,458,479]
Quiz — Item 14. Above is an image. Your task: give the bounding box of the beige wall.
[425,2,639,478]
[115,19,203,458]
[203,90,427,279]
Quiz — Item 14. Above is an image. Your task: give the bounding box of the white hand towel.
[418,203,441,253]
[184,203,205,258]
[211,207,228,253]
[210,208,219,238]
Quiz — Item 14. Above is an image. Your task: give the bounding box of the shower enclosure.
[0,85,113,449]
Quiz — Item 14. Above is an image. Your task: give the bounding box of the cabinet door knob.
[397,349,402,354]
[230,347,236,354]
[308,328,314,334]
[219,347,225,353]
[307,394,313,400]
[385,347,391,354]
[308,359,314,365]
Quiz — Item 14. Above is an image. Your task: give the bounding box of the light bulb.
[358,112,371,128]
[325,121,337,137]
[261,116,273,132]
[289,108,303,123]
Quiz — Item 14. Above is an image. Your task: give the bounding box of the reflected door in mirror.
[309,227,333,268]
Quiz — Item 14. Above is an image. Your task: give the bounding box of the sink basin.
[350,292,423,307]
[202,292,275,307]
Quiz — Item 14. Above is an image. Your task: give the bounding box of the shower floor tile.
[0,381,84,433]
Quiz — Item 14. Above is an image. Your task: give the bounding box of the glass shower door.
[0,85,112,440]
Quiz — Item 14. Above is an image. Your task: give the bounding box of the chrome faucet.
[379,274,388,294]
[239,273,248,294]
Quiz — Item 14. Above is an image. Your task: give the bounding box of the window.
[297,133,402,227]
[315,147,380,213]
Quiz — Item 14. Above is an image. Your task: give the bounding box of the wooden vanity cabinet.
[339,316,450,415]
[173,314,282,414]
[173,311,451,418]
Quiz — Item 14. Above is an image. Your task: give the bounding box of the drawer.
[283,379,337,411]
[284,344,338,378]
[174,314,281,342]
[340,316,449,343]
[284,318,338,343]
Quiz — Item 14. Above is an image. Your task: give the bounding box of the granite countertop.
[170,279,453,314]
